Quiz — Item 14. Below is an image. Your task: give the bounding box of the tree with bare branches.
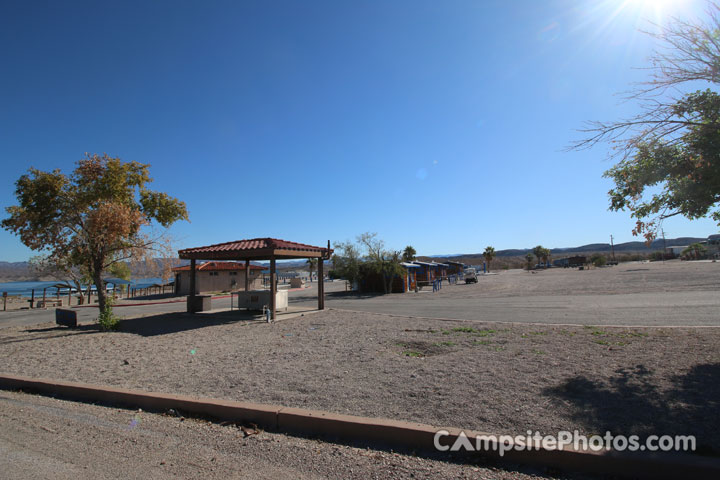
[2,153,188,328]
[571,2,720,241]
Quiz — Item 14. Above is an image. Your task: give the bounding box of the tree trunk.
[93,272,107,313]
[72,280,85,305]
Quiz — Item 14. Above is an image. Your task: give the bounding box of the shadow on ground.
[115,310,268,337]
[542,363,720,453]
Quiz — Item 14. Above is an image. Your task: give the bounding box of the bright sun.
[629,0,688,16]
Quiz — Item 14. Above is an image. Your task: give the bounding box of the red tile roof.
[178,237,332,259]
[172,261,265,272]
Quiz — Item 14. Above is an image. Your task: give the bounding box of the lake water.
[0,278,165,297]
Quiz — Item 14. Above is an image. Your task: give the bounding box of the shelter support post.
[270,257,276,320]
[318,257,324,310]
[245,259,250,291]
[190,259,196,297]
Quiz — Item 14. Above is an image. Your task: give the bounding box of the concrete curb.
[1,373,718,479]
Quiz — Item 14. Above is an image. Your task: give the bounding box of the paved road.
[3,277,719,329]
[311,290,720,327]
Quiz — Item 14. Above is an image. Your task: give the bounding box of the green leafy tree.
[108,261,131,281]
[2,153,188,325]
[28,254,90,304]
[572,3,720,241]
[402,245,417,262]
[332,241,362,288]
[333,233,405,293]
[107,261,131,296]
[358,232,405,294]
[483,246,496,272]
[590,253,607,267]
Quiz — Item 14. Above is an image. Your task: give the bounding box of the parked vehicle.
[464,268,478,284]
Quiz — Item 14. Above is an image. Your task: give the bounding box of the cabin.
[412,261,449,284]
[172,261,265,295]
[400,262,420,292]
[446,261,466,276]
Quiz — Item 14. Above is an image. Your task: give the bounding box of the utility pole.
[610,234,616,263]
[662,229,667,263]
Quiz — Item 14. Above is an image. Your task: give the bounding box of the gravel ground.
[444,261,720,297]
[291,261,720,327]
[0,390,565,480]
[1,307,719,454]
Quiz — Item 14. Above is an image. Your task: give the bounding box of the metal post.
[190,259,196,296]
[245,259,250,291]
[30,289,35,309]
[318,256,325,310]
[270,257,276,321]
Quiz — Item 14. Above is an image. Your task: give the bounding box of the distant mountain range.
[426,237,708,260]
[0,236,710,281]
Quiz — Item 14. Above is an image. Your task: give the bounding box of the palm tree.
[483,246,496,272]
[306,258,318,282]
[541,248,551,266]
[402,246,417,262]
[682,243,707,260]
[533,245,547,267]
[525,253,534,270]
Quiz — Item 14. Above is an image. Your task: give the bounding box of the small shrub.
[452,327,478,333]
[98,297,120,331]
[590,254,606,267]
[402,350,424,358]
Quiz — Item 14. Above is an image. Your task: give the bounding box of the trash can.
[187,295,212,313]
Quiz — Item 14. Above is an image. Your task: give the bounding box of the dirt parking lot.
[308,260,720,326]
[1,308,718,454]
[1,259,718,473]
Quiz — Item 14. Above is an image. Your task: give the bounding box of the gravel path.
[2,308,718,454]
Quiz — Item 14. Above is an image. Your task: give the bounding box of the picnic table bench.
[36,299,63,308]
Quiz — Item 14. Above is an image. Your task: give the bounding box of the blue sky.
[0,0,717,261]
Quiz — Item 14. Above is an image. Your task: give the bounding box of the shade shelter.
[178,238,333,320]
